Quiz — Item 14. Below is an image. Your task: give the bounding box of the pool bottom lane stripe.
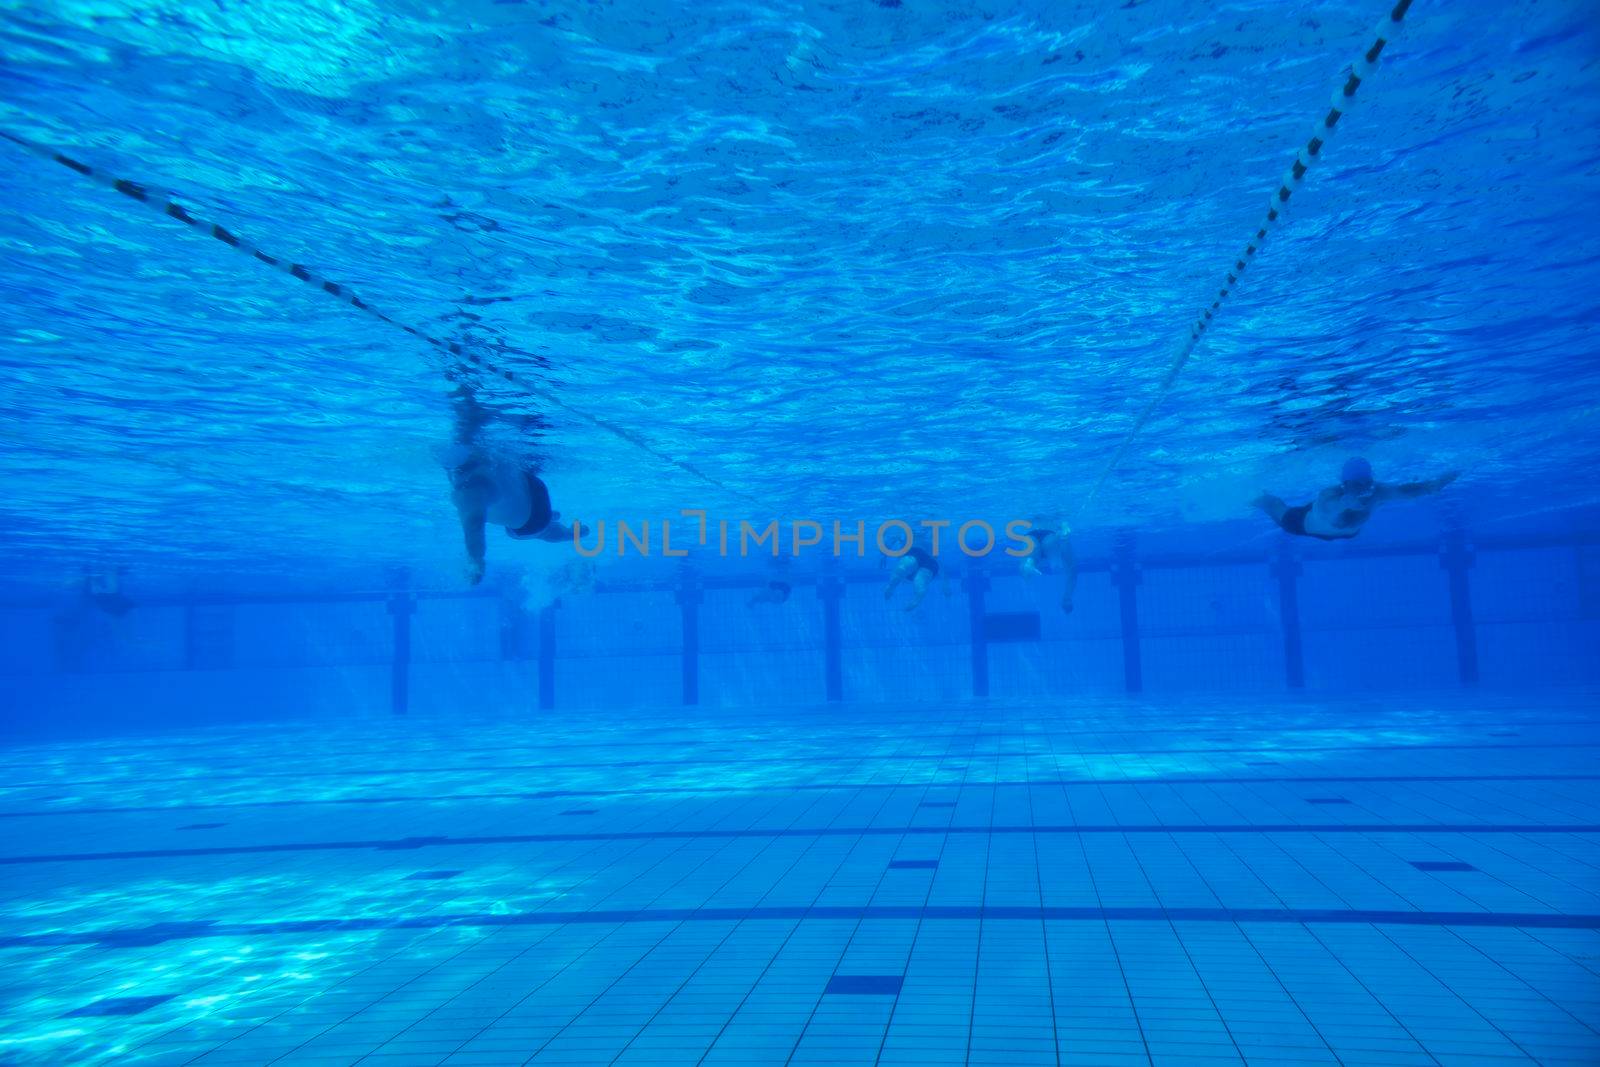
[4,902,1596,952]
[4,821,1598,866]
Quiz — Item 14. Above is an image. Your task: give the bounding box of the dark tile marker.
[405,870,463,881]
[825,975,903,995]
[1411,860,1476,872]
[888,860,938,870]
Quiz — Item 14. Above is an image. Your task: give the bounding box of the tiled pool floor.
[0,694,1597,1065]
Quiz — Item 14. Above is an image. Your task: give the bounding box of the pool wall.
[4,526,1597,739]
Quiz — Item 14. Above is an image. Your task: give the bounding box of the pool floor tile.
[0,697,1593,1064]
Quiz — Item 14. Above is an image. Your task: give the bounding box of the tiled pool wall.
[2,539,1598,735]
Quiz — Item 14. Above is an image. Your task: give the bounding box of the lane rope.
[0,128,759,506]
[1074,0,1415,521]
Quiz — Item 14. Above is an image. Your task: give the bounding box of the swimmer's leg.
[534,520,573,545]
[1059,536,1078,614]
[1252,493,1288,524]
[884,556,915,599]
[905,570,932,611]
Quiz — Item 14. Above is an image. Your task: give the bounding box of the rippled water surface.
[1,0,1597,585]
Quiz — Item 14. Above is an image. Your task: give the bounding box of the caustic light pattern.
[0,695,1596,1065]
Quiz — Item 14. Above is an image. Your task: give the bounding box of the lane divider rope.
[1074,0,1415,521]
[0,128,758,505]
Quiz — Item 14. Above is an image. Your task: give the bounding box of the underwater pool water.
[2,0,1599,1064]
[0,0,1598,582]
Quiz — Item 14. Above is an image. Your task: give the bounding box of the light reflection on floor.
[0,693,1597,1065]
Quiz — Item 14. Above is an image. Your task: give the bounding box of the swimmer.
[883,544,948,612]
[748,560,794,607]
[82,567,133,617]
[1020,516,1079,614]
[445,382,573,584]
[1254,457,1458,541]
[748,580,792,607]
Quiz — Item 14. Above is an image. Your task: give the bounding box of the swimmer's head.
[1341,456,1374,492]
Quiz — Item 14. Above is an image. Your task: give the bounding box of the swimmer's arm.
[1375,470,1459,502]
[453,486,488,583]
[1061,535,1078,613]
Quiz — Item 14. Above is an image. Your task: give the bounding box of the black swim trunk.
[906,546,939,577]
[1277,504,1343,542]
[507,472,553,537]
[1277,505,1311,536]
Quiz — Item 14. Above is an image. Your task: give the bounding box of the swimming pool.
[1,0,1598,1063]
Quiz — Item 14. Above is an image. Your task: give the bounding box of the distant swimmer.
[748,560,794,607]
[1021,516,1079,614]
[1253,457,1459,542]
[748,580,792,607]
[82,567,134,617]
[884,544,948,612]
[444,382,575,585]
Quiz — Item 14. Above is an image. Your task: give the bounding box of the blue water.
[1,0,1598,585]
[2,0,1600,1064]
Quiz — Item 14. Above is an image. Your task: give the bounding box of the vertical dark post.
[965,561,990,698]
[387,592,415,716]
[1272,543,1306,689]
[499,597,535,714]
[537,604,557,710]
[819,576,843,702]
[1112,531,1142,693]
[498,596,519,661]
[678,570,701,706]
[1440,529,1479,686]
[184,604,233,671]
[53,614,84,673]
[184,603,200,671]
